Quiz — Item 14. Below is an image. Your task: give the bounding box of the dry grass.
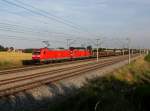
[0,52,32,70]
[113,56,150,83]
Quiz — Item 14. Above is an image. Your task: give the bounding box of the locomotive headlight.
[32,55,40,58]
[37,55,40,57]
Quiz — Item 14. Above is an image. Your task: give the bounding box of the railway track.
[0,58,96,75]
[0,55,139,97]
[0,55,126,75]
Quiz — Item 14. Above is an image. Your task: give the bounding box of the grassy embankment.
[48,55,150,111]
[0,52,32,70]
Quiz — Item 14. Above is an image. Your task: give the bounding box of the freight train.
[32,47,138,63]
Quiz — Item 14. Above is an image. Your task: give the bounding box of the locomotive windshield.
[33,51,40,55]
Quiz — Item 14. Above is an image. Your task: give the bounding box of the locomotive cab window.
[33,52,40,55]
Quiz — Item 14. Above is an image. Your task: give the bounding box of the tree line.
[0,45,14,51]
[0,44,33,53]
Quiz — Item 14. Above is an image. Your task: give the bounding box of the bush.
[24,49,33,53]
[48,76,150,111]
[48,57,150,111]
[144,53,150,62]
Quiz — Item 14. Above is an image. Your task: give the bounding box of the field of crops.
[0,52,32,70]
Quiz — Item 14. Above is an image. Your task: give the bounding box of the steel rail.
[0,55,127,75]
[0,55,131,84]
[0,58,96,75]
[0,55,136,97]
[0,61,98,85]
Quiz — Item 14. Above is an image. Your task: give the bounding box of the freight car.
[32,47,92,63]
[92,49,121,57]
[92,49,133,57]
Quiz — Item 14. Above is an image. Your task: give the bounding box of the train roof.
[33,47,87,52]
[33,48,69,52]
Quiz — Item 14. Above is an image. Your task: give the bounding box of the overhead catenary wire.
[1,0,98,38]
[0,0,107,48]
[0,8,86,39]
[0,26,87,43]
[0,22,87,40]
[15,0,97,37]
[0,21,95,44]
[0,34,67,45]
[0,25,47,36]
[0,8,50,26]
[1,0,83,33]
[0,35,42,42]
[0,24,64,38]
[15,0,83,29]
[0,34,67,44]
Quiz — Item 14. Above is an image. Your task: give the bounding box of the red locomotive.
[32,47,92,63]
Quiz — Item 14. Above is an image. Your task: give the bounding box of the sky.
[0,0,150,49]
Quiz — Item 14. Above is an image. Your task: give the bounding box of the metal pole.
[123,48,125,56]
[140,48,141,56]
[96,39,100,62]
[144,49,146,55]
[122,44,125,56]
[132,49,133,55]
[67,39,71,49]
[147,49,149,55]
[127,38,131,64]
[106,46,108,56]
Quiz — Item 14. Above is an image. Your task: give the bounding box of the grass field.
[0,52,32,70]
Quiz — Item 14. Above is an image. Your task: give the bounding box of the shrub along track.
[0,54,139,97]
